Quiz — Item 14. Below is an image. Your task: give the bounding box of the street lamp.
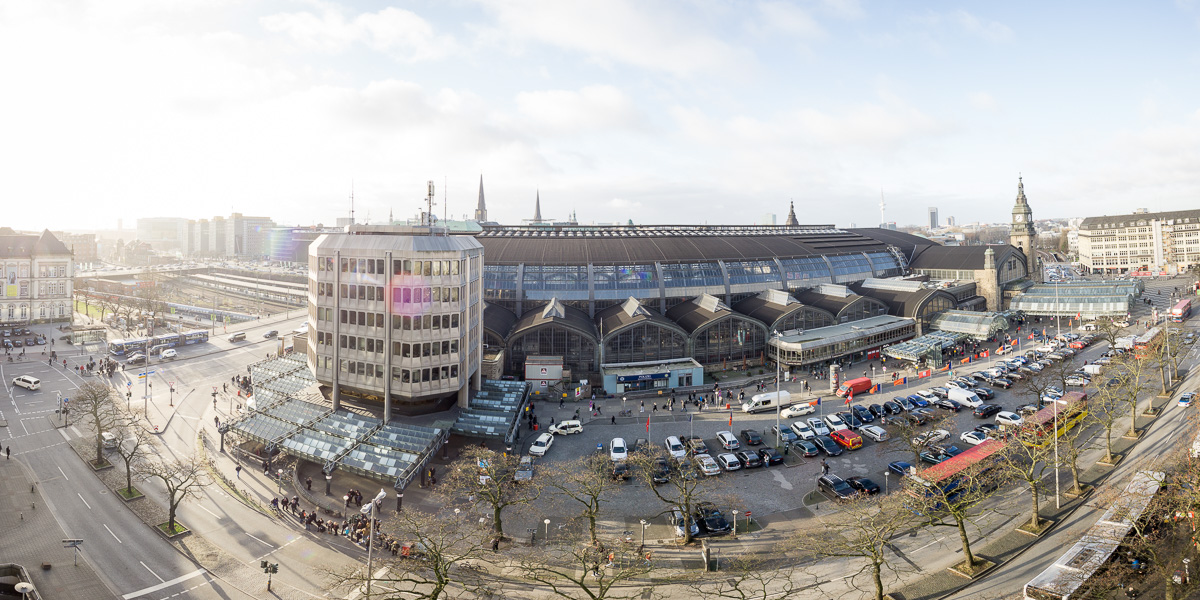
[544,518,551,540]
[732,510,739,536]
[771,330,782,449]
[361,488,387,598]
[454,508,461,520]
[276,469,284,494]
[325,474,332,495]
[14,582,33,600]
[639,519,648,550]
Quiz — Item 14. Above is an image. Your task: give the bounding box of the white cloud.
[953,10,1014,42]
[817,0,865,19]
[260,6,456,61]
[514,85,642,135]
[905,9,1013,45]
[968,91,998,111]
[756,1,825,39]
[474,0,754,77]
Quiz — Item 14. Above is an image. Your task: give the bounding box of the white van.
[548,420,582,435]
[102,432,119,449]
[742,390,790,413]
[13,375,40,390]
[948,387,982,407]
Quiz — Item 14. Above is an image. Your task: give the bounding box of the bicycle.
[618,409,632,417]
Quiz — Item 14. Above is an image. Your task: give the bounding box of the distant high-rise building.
[928,207,939,229]
[947,216,956,227]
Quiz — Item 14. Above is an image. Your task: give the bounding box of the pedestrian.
[235,464,242,479]
[4,446,8,459]
[214,416,220,427]
[595,405,601,415]
[652,403,657,412]
[611,415,616,425]
[492,537,500,552]
[821,459,829,475]
[306,476,313,491]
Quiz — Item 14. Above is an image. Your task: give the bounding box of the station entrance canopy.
[1008,281,1139,320]
[767,315,916,367]
[882,331,969,367]
[929,310,1010,341]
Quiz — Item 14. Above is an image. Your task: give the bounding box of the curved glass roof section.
[930,310,1011,340]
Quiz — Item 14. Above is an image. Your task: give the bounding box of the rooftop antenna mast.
[879,188,886,227]
[426,180,437,227]
[349,181,355,225]
[444,176,448,235]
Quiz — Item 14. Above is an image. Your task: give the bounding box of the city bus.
[152,333,182,349]
[1133,326,1162,359]
[905,439,1005,505]
[1023,470,1164,600]
[182,330,209,344]
[1169,298,1192,323]
[1021,391,1088,448]
[108,337,150,356]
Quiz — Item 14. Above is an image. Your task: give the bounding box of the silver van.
[228,332,246,343]
[13,375,40,390]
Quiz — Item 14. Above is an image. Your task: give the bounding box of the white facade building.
[0,229,74,326]
[1078,209,1200,274]
[308,226,483,419]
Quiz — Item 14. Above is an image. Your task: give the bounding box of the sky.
[3,1,1200,232]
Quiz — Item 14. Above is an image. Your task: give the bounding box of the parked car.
[685,436,709,456]
[883,400,905,415]
[895,396,917,411]
[716,431,741,451]
[781,403,816,418]
[664,436,687,459]
[817,475,858,501]
[735,450,763,468]
[846,476,881,495]
[974,387,996,400]
[973,404,1002,418]
[823,414,849,431]
[1016,404,1041,416]
[851,405,875,423]
[790,420,816,440]
[836,410,863,431]
[868,404,886,419]
[651,458,672,484]
[670,506,699,538]
[812,435,844,457]
[757,447,784,466]
[716,453,742,471]
[807,418,831,437]
[859,424,889,442]
[693,454,721,476]
[992,377,1014,389]
[933,398,963,412]
[529,433,554,456]
[609,438,629,462]
[960,430,989,446]
[996,412,1025,427]
[611,462,632,481]
[888,461,914,477]
[739,429,763,446]
[693,502,732,535]
[790,439,820,457]
[913,429,950,447]
[974,423,1001,436]
[910,409,936,425]
[830,429,863,450]
[1064,375,1090,387]
[771,425,799,444]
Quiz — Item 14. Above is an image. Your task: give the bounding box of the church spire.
[1015,175,1027,205]
[474,175,487,222]
[784,201,799,227]
[534,190,543,222]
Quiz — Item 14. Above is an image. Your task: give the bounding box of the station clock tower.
[1009,176,1040,281]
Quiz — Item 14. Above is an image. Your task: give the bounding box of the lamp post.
[14,582,33,600]
[772,330,782,450]
[325,474,332,495]
[276,469,284,494]
[544,518,551,540]
[639,519,648,550]
[361,488,387,598]
[732,510,739,536]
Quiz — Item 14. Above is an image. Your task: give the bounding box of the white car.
[915,389,938,400]
[960,430,989,446]
[823,414,849,431]
[806,418,831,437]
[528,433,554,456]
[859,425,889,442]
[996,412,1025,427]
[12,375,40,390]
[781,403,816,418]
[715,431,741,451]
[1065,375,1090,387]
[160,348,178,359]
[912,429,951,447]
[694,454,721,476]
[716,453,742,471]
[664,436,687,460]
[609,438,628,462]
[790,420,816,440]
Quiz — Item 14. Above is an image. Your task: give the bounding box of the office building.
[1077,208,1200,274]
[928,207,939,229]
[0,228,74,325]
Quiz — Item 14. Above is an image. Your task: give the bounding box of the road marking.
[59,428,70,442]
[245,532,275,547]
[912,536,946,553]
[255,536,300,561]
[70,425,82,437]
[104,523,122,543]
[58,466,69,481]
[196,504,221,519]
[140,561,164,583]
[78,493,91,510]
[20,420,28,435]
[120,569,208,599]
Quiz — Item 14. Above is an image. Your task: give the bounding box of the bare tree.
[792,494,915,600]
[110,407,152,499]
[442,445,539,538]
[887,409,956,467]
[137,454,210,534]
[135,282,172,336]
[629,448,724,545]
[995,429,1056,532]
[542,453,621,545]
[680,554,811,600]
[1106,352,1153,438]
[515,532,656,600]
[1087,379,1129,465]
[72,381,123,467]
[904,454,1002,575]
[328,507,494,600]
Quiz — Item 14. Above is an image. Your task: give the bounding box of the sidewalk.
[0,453,116,599]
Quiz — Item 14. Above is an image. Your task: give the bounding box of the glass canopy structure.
[882,331,970,367]
[1008,281,1139,319]
[929,310,1011,340]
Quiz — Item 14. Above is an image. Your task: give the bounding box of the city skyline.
[3,1,1200,231]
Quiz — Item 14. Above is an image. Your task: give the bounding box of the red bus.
[1022,391,1088,448]
[1133,326,1163,359]
[1170,298,1192,323]
[906,439,1005,499]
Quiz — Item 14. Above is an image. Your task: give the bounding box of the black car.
[974,387,996,400]
[757,447,784,466]
[868,404,886,418]
[651,458,671,484]
[812,435,844,457]
[837,410,863,431]
[992,377,1014,389]
[888,461,914,477]
[126,354,147,365]
[611,463,632,481]
[263,330,279,339]
[790,439,820,457]
[846,476,881,495]
[817,475,858,500]
[973,404,1002,418]
[739,429,763,446]
[11,339,21,348]
[907,409,935,426]
[694,502,732,536]
[933,398,963,412]
[974,423,1000,436]
[851,405,874,423]
[882,400,904,415]
[769,425,799,444]
[735,450,763,468]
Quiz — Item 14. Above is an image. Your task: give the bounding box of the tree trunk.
[493,506,503,536]
[872,560,884,600]
[95,437,103,466]
[125,464,133,495]
[1128,404,1138,437]
[956,515,976,567]
[1069,460,1081,494]
[588,514,597,544]
[1104,426,1114,463]
[1159,365,1168,394]
[1028,480,1041,529]
[168,501,178,531]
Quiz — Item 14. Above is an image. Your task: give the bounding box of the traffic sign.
[62,539,83,548]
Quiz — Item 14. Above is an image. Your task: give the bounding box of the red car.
[830,429,863,450]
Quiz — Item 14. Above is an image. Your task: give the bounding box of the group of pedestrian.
[344,488,365,508]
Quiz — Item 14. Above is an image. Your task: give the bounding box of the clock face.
[1014,214,1025,222]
